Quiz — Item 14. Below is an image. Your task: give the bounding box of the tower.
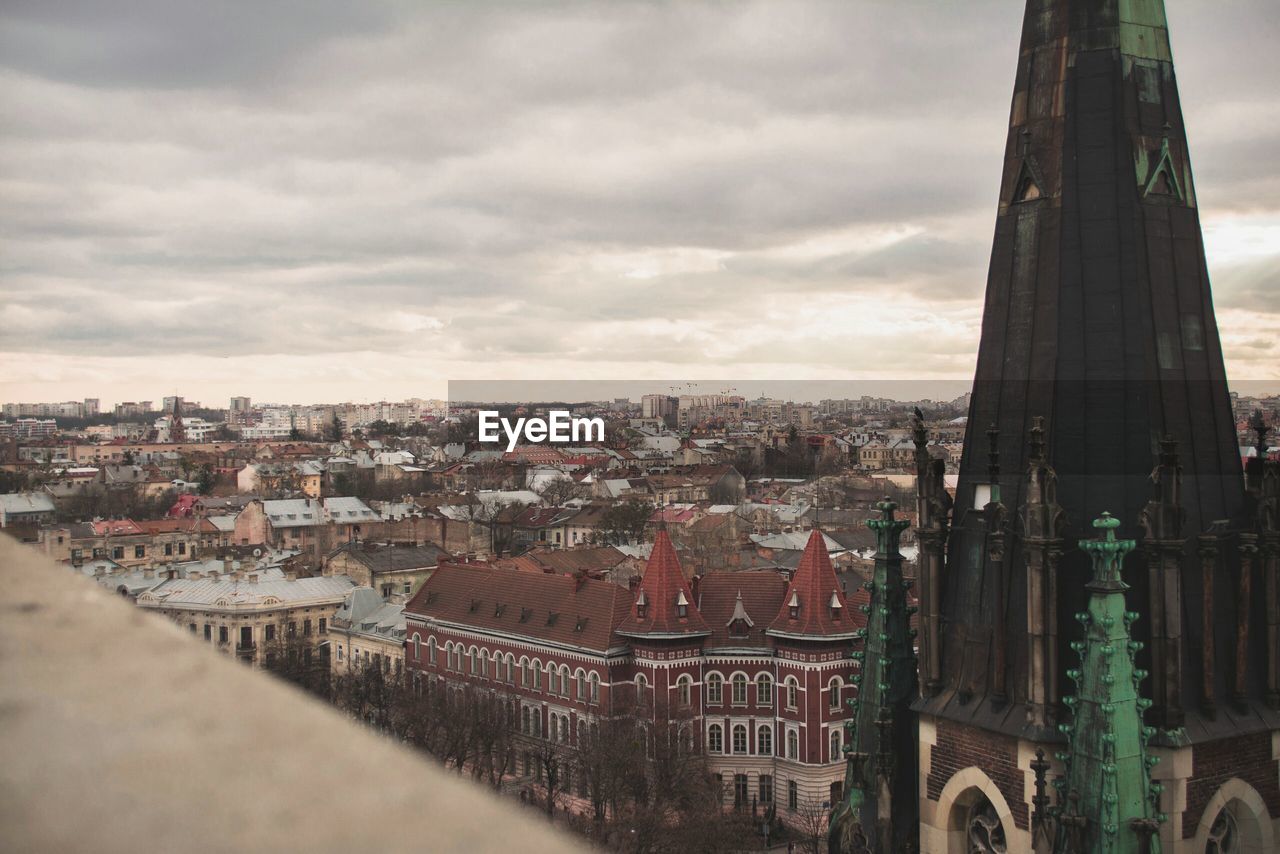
[915,1,1280,850]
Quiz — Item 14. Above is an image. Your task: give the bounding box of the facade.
[329,587,407,677]
[137,572,356,666]
[323,541,447,601]
[403,530,862,821]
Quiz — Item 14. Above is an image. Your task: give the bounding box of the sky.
[1,0,1278,407]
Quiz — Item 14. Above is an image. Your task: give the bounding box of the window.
[303,619,312,637]
[731,673,748,706]
[188,622,196,633]
[734,774,748,808]
[635,673,649,705]
[506,654,515,683]
[533,662,543,691]
[576,669,587,699]
[732,724,748,754]
[677,674,692,706]
[288,621,297,638]
[758,725,773,756]
[547,664,558,695]
[707,673,723,704]
[204,624,211,641]
[412,636,420,661]
[318,618,326,635]
[265,624,275,642]
[828,676,842,712]
[786,729,799,760]
[785,677,799,710]
[759,775,774,805]
[178,542,186,555]
[218,626,228,644]
[164,543,173,556]
[788,780,798,811]
[560,665,570,697]
[428,638,437,665]
[757,674,773,706]
[520,658,530,687]
[134,545,145,558]
[830,729,842,762]
[708,724,723,754]
[113,546,124,560]
[588,672,599,704]
[403,582,412,594]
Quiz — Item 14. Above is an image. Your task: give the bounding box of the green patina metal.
[829,499,917,853]
[1052,513,1171,853]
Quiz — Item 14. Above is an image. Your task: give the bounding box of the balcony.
[0,534,584,854]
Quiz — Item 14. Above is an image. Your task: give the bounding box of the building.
[404,530,862,821]
[0,493,56,528]
[137,571,356,666]
[323,541,448,600]
[232,497,381,564]
[329,587,407,677]
[900,2,1280,852]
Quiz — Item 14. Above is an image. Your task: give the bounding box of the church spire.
[1053,513,1167,854]
[829,499,918,853]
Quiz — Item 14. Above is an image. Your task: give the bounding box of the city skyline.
[2,0,1278,406]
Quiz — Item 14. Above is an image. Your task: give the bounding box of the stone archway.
[1192,778,1274,854]
[935,767,1018,854]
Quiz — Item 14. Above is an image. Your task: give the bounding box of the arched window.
[575,669,587,699]
[560,665,571,697]
[577,719,586,745]
[707,673,724,704]
[532,710,541,738]
[427,637,437,666]
[758,725,773,756]
[732,724,748,754]
[757,673,773,706]
[560,717,569,743]
[532,660,542,690]
[708,724,723,754]
[828,676,842,712]
[829,728,842,762]
[635,673,649,705]
[412,635,420,661]
[677,674,693,706]
[731,673,748,706]
[786,729,799,760]
[519,657,530,687]
[547,663,558,695]
[549,713,559,741]
[588,672,600,704]
[785,676,799,710]
[522,706,531,734]
[506,654,515,683]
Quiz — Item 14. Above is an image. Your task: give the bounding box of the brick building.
[403,530,863,821]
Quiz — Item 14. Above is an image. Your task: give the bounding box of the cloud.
[1,0,1278,404]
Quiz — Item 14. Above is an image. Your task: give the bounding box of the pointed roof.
[617,530,708,638]
[767,529,853,639]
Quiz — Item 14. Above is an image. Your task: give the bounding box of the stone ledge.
[0,534,584,853]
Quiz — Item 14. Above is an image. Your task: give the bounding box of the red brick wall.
[926,718,1028,830]
[1183,730,1280,839]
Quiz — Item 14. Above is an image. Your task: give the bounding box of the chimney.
[247,573,259,583]
[285,570,298,581]
[166,569,177,580]
[222,557,232,574]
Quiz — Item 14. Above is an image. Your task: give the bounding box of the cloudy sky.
[1,0,1277,407]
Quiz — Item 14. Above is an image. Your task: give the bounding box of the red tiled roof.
[90,520,145,536]
[404,563,631,653]
[767,529,854,638]
[697,570,789,649]
[617,530,709,638]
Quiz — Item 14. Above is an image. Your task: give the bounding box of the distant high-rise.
[910,1,1280,851]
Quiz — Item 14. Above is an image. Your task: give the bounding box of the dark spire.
[929,0,1252,732]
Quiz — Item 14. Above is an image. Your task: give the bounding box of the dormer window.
[829,591,842,621]
[676,590,689,619]
[788,591,800,620]
[635,590,648,620]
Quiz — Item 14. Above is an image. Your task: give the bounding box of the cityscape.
[3,2,1280,854]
